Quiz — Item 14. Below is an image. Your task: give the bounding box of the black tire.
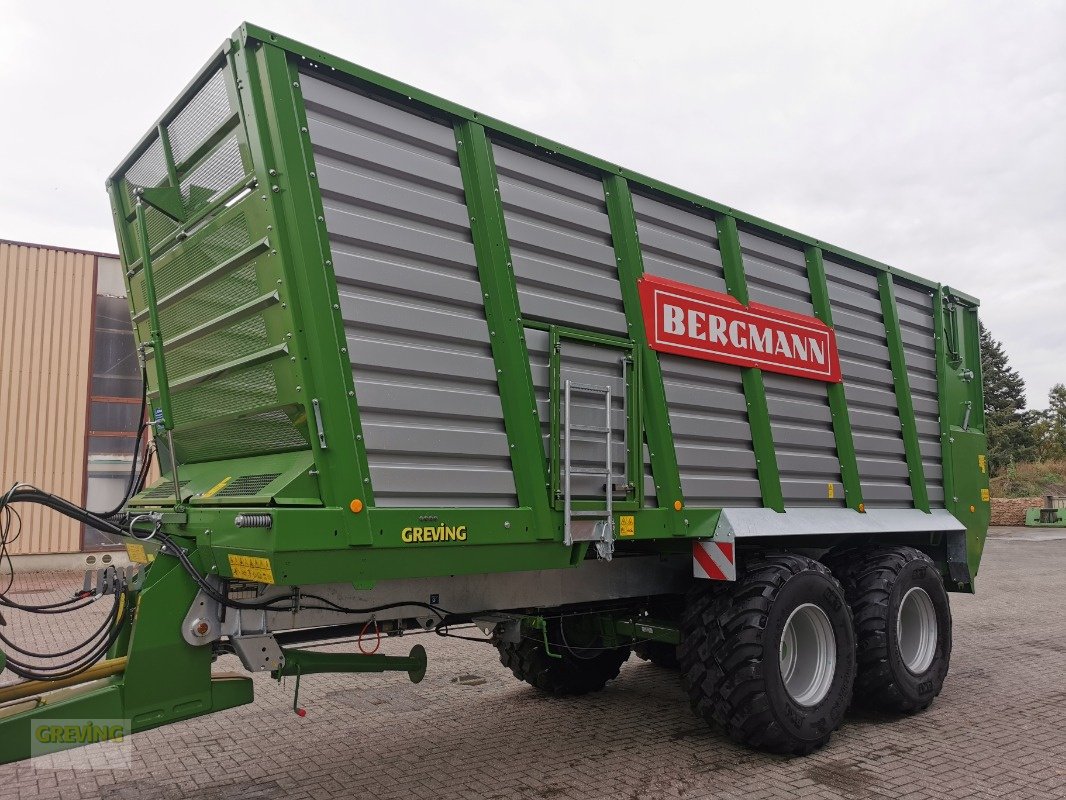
[494,617,630,697]
[633,641,680,669]
[679,553,856,755]
[829,546,952,713]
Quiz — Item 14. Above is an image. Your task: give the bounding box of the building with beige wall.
[1,239,148,561]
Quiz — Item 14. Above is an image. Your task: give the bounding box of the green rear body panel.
[106,22,988,590]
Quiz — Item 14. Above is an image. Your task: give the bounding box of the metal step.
[569,424,610,434]
[568,466,613,476]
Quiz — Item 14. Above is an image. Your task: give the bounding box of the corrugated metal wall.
[631,193,762,507]
[492,143,627,335]
[740,231,844,507]
[823,257,912,507]
[0,242,95,554]
[894,280,945,507]
[301,73,517,507]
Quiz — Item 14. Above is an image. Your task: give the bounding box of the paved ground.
[1,528,1064,799]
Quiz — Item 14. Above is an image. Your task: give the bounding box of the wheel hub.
[779,603,836,706]
[897,586,937,674]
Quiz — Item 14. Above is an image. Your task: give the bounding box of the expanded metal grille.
[166,315,270,380]
[179,410,308,463]
[114,64,309,470]
[140,261,259,343]
[180,134,245,215]
[170,364,279,426]
[124,139,168,204]
[141,480,190,500]
[215,473,282,497]
[139,214,252,304]
[169,70,232,164]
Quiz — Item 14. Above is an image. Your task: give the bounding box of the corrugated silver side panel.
[823,257,911,507]
[632,194,760,506]
[894,280,945,507]
[741,232,843,508]
[492,143,626,335]
[525,328,555,498]
[302,74,516,507]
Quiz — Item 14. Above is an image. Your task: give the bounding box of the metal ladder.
[562,379,616,560]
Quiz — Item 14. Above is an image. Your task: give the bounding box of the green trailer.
[0,22,990,760]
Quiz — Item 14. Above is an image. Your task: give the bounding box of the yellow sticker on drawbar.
[981,488,990,502]
[827,483,836,499]
[978,454,987,474]
[228,554,275,584]
[126,542,148,564]
[202,476,233,499]
[619,515,635,537]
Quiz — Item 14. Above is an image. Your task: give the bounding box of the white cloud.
[1,0,1062,403]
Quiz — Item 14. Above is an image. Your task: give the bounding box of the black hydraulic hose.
[0,595,115,659]
[3,615,127,682]
[2,594,127,681]
[95,365,150,520]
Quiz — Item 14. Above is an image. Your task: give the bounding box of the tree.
[1039,383,1066,460]
[980,323,1038,473]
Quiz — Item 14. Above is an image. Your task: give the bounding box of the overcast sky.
[1,1,1062,404]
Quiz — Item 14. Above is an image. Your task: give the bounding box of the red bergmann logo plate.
[637,274,842,383]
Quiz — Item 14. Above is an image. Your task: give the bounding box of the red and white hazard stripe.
[693,540,736,581]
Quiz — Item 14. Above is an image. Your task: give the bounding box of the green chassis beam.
[0,555,252,766]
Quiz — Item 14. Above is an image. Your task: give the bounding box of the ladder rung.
[569,424,610,433]
[568,383,610,395]
[570,511,610,518]
[568,466,611,476]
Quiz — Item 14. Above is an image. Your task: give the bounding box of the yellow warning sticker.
[978,454,987,474]
[228,554,275,584]
[827,483,836,499]
[202,476,232,499]
[981,488,990,502]
[126,542,148,564]
[619,515,635,537]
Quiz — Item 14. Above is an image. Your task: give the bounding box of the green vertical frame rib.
[804,246,864,510]
[878,272,930,512]
[454,120,554,538]
[932,286,958,507]
[236,41,374,542]
[603,175,684,518]
[715,215,784,512]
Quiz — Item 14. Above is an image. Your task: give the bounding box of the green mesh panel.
[139,262,260,342]
[177,410,308,463]
[180,134,245,217]
[168,70,232,165]
[166,315,270,381]
[170,363,279,426]
[214,473,282,497]
[116,65,309,468]
[138,214,251,306]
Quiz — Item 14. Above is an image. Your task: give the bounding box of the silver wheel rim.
[779,603,837,706]
[897,586,937,674]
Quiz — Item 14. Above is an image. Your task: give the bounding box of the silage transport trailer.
[0,22,990,760]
